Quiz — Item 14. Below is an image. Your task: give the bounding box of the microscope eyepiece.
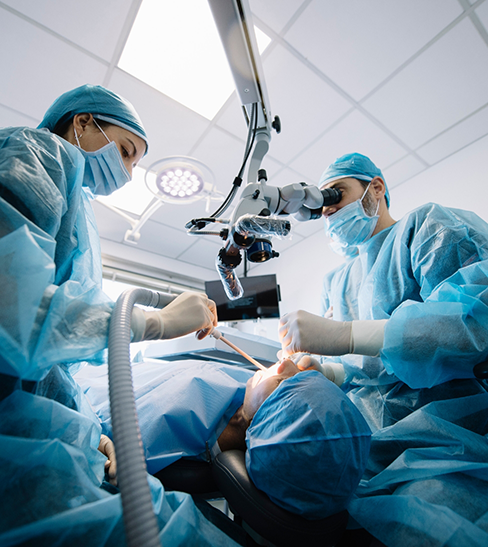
[307,187,343,220]
[321,187,342,206]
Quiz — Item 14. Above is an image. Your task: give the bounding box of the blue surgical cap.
[38,84,148,153]
[319,152,389,206]
[245,371,371,520]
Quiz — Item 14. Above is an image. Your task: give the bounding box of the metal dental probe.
[209,328,267,371]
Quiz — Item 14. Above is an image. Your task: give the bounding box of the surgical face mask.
[324,183,379,252]
[74,120,131,196]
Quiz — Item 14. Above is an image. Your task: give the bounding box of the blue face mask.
[75,120,131,196]
[324,183,379,254]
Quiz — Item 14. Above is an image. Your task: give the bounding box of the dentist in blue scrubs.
[0,84,241,547]
[279,153,488,547]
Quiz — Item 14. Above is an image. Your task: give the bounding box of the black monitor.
[205,274,281,321]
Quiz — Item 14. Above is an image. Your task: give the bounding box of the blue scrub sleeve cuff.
[351,320,388,357]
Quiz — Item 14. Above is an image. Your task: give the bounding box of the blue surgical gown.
[321,203,488,546]
[74,359,253,474]
[0,126,241,546]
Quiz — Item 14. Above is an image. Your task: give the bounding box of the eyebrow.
[126,138,138,158]
[321,180,341,191]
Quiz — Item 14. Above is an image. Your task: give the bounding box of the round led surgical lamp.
[145,156,219,206]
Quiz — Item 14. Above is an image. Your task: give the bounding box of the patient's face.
[242,359,300,423]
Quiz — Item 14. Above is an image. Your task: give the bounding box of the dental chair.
[154,450,348,547]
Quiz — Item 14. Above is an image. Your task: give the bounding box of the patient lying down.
[76,357,371,520]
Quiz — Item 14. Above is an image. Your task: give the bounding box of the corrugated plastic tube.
[108,288,174,547]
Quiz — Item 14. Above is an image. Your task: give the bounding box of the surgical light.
[156,168,203,199]
[146,156,218,205]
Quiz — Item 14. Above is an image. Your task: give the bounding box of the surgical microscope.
[186,0,342,300]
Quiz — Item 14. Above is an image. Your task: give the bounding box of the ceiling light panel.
[119,0,234,120]
[118,0,270,120]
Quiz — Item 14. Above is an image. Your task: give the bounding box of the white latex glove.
[294,354,345,387]
[132,292,217,341]
[279,310,352,358]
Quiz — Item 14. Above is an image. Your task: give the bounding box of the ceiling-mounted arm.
[207,0,275,182]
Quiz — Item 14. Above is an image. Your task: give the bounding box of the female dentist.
[0,85,233,547]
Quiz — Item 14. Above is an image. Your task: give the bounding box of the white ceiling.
[2,0,488,294]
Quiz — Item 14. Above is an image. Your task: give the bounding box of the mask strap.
[360,182,372,201]
[93,118,111,144]
[74,127,81,148]
[360,181,380,217]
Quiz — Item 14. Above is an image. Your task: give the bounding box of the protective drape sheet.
[246,371,371,519]
[320,202,488,545]
[75,359,252,474]
[0,127,241,546]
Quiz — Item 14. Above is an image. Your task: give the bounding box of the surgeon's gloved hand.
[279,310,352,358]
[294,354,345,387]
[131,292,218,342]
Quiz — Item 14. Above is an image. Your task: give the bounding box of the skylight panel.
[119,0,271,120]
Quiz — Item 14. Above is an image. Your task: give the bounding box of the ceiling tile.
[0,104,37,128]
[0,8,107,122]
[1,0,134,61]
[255,155,286,182]
[249,0,304,34]
[136,218,195,259]
[271,231,304,255]
[382,154,426,190]
[93,200,195,259]
[416,104,488,165]
[214,95,249,141]
[388,134,488,224]
[109,69,211,170]
[288,109,407,182]
[362,18,488,149]
[177,237,223,271]
[259,44,352,163]
[92,201,136,243]
[476,1,488,30]
[290,216,324,238]
[191,127,250,195]
[284,0,462,101]
[263,165,315,188]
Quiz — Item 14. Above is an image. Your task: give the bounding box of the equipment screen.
[205,274,281,321]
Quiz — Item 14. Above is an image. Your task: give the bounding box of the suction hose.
[108,288,176,547]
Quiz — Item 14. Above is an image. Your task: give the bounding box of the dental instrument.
[210,328,267,370]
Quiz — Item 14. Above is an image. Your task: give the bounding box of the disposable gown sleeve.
[382,205,488,388]
[0,127,113,381]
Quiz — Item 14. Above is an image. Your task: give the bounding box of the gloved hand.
[294,354,345,387]
[279,310,352,358]
[132,292,218,341]
[98,434,117,486]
